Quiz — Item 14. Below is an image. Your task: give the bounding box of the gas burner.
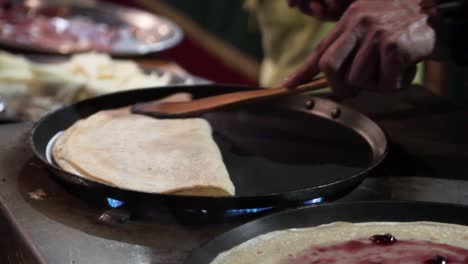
[105,197,323,212]
[98,197,324,225]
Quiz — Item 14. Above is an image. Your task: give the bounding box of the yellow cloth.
[245,0,334,87]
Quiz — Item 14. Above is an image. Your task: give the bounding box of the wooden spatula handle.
[132,77,328,117]
[175,77,328,114]
[293,76,328,93]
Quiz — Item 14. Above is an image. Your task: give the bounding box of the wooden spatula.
[131,76,328,118]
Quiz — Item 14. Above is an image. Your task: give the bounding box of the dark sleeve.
[437,0,468,65]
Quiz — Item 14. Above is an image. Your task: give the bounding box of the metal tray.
[0,0,183,56]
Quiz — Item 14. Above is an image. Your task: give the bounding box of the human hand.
[287,0,355,20]
[284,0,438,96]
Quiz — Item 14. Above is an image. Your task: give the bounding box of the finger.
[379,44,406,91]
[347,29,381,91]
[327,50,362,97]
[283,22,345,88]
[318,29,360,96]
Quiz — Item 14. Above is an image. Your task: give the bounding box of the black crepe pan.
[30,85,387,210]
[185,201,468,263]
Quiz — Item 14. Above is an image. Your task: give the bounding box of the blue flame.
[106,198,125,208]
[225,206,274,216]
[105,197,324,212]
[225,197,323,216]
[303,197,323,205]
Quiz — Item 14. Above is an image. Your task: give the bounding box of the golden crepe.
[52,94,235,196]
[211,221,468,263]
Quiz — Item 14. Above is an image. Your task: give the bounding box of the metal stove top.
[0,123,388,264]
[2,87,468,264]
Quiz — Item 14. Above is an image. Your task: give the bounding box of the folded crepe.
[52,94,235,196]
